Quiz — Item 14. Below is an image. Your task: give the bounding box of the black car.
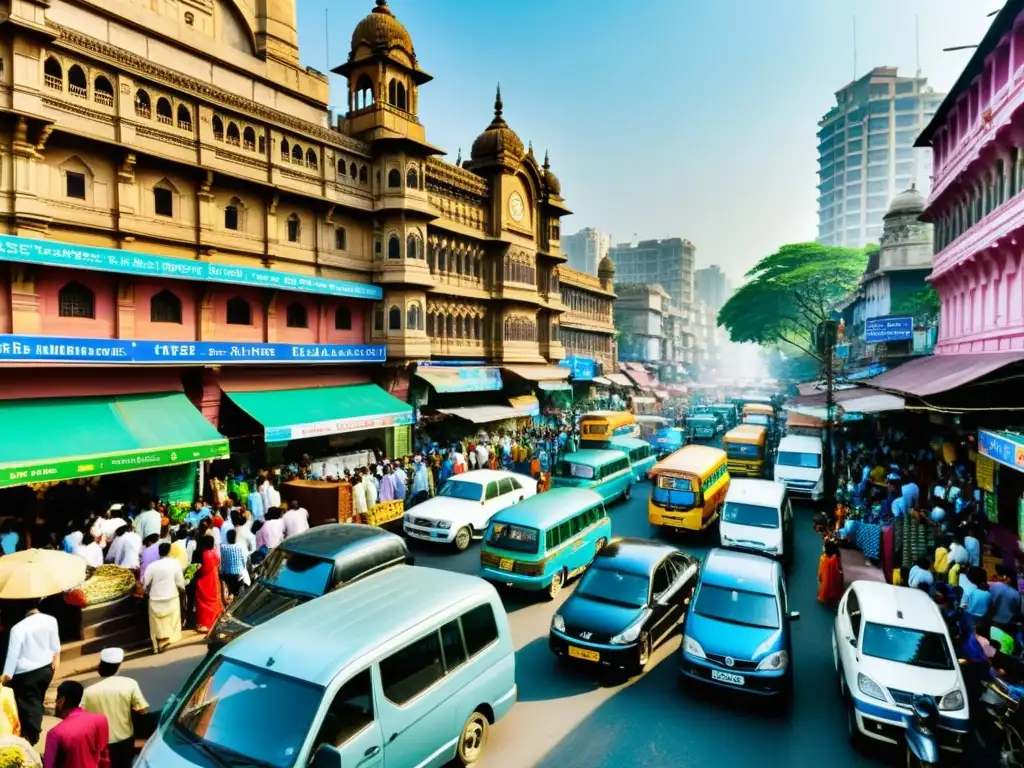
[208,524,411,650]
[548,538,699,676]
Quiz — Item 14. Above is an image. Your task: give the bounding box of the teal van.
[551,448,634,504]
[139,566,516,768]
[606,436,657,483]
[479,487,611,599]
[652,426,686,458]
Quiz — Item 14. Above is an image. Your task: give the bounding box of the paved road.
[95,487,896,768]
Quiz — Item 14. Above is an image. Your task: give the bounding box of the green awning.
[226,383,414,443]
[0,393,229,488]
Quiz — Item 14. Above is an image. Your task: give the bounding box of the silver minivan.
[138,566,517,768]
[719,479,793,566]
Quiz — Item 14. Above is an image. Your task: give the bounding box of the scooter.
[905,695,941,768]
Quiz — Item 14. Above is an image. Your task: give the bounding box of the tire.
[547,569,565,600]
[453,527,472,552]
[456,710,489,765]
[846,694,865,750]
[636,633,651,674]
[623,483,632,501]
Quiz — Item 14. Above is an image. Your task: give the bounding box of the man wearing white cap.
[82,647,148,768]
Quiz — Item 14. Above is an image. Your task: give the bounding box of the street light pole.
[824,342,836,511]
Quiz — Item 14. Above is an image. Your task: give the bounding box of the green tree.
[718,242,869,359]
[892,285,940,326]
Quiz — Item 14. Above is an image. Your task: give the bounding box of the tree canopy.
[718,242,869,359]
[892,285,941,327]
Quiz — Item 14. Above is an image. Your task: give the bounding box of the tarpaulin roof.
[438,405,535,424]
[863,352,1024,397]
[604,373,635,388]
[503,365,570,382]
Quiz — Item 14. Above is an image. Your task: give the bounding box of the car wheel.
[637,633,651,673]
[547,569,565,600]
[846,695,864,750]
[454,527,472,552]
[456,711,489,765]
[623,483,632,501]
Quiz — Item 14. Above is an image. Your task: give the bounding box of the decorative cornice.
[47,20,372,158]
[426,157,488,197]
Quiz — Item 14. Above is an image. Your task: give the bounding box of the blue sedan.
[679,547,799,697]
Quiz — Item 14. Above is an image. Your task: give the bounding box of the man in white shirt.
[142,542,186,654]
[256,508,286,550]
[230,511,257,555]
[74,532,104,569]
[1,603,61,745]
[259,480,281,519]
[283,500,310,539]
[134,502,163,542]
[111,524,143,570]
[92,504,127,545]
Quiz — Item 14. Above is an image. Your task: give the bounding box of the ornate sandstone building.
[0,0,615,471]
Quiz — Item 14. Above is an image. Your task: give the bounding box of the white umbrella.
[0,549,86,600]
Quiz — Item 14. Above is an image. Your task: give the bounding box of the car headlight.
[551,614,565,633]
[756,650,788,671]
[437,521,451,529]
[857,672,886,701]
[682,635,706,658]
[940,689,965,711]
[610,621,644,645]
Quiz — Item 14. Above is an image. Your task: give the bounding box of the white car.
[833,581,969,753]
[403,469,538,551]
[773,434,824,501]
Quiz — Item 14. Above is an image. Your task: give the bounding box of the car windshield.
[745,415,769,426]
[486,522,540,554]
[174,658,323,768]
[555,461,595,480]
[861,622,955,670]
[777,451,821,469]
[652,474,697,508]
[438,479,484,502]
[260,548,333,597]
[694,585,780,629]
[575,566,650,608]
[723,502,779,529]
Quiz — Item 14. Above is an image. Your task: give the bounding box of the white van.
[773,434,824,501]
[139,566,517,768]
[720,479,793,565]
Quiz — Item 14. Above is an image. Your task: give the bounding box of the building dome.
[351,0,414,55]
[469,85,525,171]
[598,255,615,280]
[885,184,926,217]
[542,151,561,196]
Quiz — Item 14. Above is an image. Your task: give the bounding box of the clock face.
[509,192,525,223]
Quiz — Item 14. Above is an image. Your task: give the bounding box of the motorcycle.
[905,695,941,768]
[979,679,1024,767]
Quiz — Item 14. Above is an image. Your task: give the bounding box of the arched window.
[335,305,352,330]
[475,316,483,340]
[387,169,401,188]
[335,227,347,250]
[224,203,239,231]
[43,57,62,90]
[427,244,436,272]
[177,104,192,130]
[438,246,447,272]
[58,282,94,318]
[387,235,400,259]
[285,302,308,328]
[67,65,86,97]
[93,75,114,106]
[388,79,397,106]
[226,297,251,325]
[373,304,384,332]
[396,82,407,111]
[426,313,435,337]
[446,315,454,338]
[350,162,358,179]
[153,184,173,217]
[134,89,151,118]
[406,234,418,259]
[258,135,265,154]
[454,314,463,338]
[280,138,289,160]
[463,316,472,339]
[243,126,256,150]
[359,166,368,183]
[213,116,224,140]
[156,97,173,124]
[407,168,418,188]
[407,303,422,330]
[150,290,182,324]
[354,74,374,110]
[287,213,300,243]
[388,305,401,330]
[291,145,303,164]
[306,149,318,170]
[337,159,346,176]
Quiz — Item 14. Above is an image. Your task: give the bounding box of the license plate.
[499,558,513,571]
[568,646,600,662]
[710,670,744,686]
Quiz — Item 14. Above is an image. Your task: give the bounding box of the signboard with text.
[558,356,597,380]
[865,316,914,344]
[265,411,414,443]
[978,429,1024,472]
[0,335,386,365]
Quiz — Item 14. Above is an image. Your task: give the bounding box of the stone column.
[9,264,39,334]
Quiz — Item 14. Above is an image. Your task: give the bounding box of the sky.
[295,0,996,284]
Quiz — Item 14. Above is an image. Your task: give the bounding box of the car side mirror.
[310,744,343,768]
[847,636,856,648]
[788,611,800,622]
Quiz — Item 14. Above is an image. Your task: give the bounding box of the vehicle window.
[440,619,467,672]
[438,480,484,502]
[485,482,500,500]
[576,566,650,608]
[847,589,862,639]
[694,585,780,629]
[545,528,558,550]
[726,442,759,459]
[312,669,374,751]
[461,603,499,657]
[569,515,581,536]
[509,476,523,490]
[556,461,595,480]
[380,631,444,705]
[745,415,769,426]
[485,522,540,554]
[498,478,515,495]
[558,520,572,542]
[175,658,323,768]
[670,554,697,584]
[777,451,822,469]
[722,502,779,529]
[651,563,671,598]
[862,623,954,670]
[260,549,334,597]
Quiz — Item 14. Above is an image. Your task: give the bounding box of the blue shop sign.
[0,335,386,365]
[979,429,1024,472]
[558,356,596,380]
[865,316,913,344]
[0,234,382,300]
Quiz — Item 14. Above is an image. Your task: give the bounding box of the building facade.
[558,259,616,373]
[695,265,731,314]
[562,226,610,276]
[817,67,945,248]
[609,237,695,312]
[613,283,669,364]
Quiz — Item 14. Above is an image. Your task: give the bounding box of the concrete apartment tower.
[562,227,611,275]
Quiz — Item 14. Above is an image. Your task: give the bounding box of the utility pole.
[818,321,838,511]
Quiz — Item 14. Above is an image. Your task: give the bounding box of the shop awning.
[654,390,669,400]
[226,384,413,443]
[633,396,656,405]
[592,376,613,387]
[438,405,534,424]
[785,387,904,415]
[538,381,572,392]
[622,367,660,390]
[503,365,570,382]
[0,393,228,489]
[863,352,1024,397]
[508,396,540,415]
[414,366,503,393]
[605,373,635,388]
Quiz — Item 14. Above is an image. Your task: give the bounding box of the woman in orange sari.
[818,539,845,606]
[193,534,223,633]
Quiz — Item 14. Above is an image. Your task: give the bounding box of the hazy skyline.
[297,0,993,283]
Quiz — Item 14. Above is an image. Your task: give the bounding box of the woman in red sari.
[818,539,845,606]
[194,534,223,633]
